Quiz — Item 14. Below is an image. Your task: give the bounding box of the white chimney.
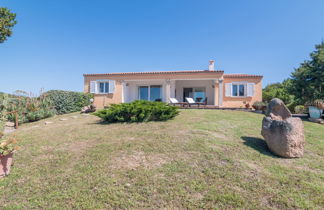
[208,60,215,71]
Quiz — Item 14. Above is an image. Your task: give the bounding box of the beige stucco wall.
[84,72,223,108]
[175,80,215,105]
[84,79,123,108]
[84,72,262,108]
[221,77,262,108]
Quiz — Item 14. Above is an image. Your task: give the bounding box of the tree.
[0,7,17,43]
[263,81,294,105]
[289,42,324,104]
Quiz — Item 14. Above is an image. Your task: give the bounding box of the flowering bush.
[305,99,324,109]
[0,136,19,156]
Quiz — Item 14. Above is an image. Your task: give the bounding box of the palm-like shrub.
[0,91,55,123]
[94,100,179,123]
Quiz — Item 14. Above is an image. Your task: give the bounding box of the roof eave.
[83,70,224,77]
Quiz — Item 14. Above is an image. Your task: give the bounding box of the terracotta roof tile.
[224,74,263,78]
[83,70,224,76]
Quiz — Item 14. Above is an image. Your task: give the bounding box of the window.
[99,82,109,94]
[193,87,206,101]
[150,85,162,101]
[90,80,115,94]
[139,85,162,101]
[225,82,254,97]
[232,84,246,97]
[183,87,206,102]
[139,86,149,100]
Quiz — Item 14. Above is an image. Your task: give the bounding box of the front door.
[183,88,193,102]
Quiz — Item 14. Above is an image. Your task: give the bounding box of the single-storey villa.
[83,60,263,108]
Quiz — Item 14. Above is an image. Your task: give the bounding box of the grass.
[0,110,323,209]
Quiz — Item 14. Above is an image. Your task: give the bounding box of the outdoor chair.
[170,98,188,108]
[202,97,208,108]
[185,97,204,108]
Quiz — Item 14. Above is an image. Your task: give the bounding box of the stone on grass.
[261,98,305,158]
[81,104,96,113]
[3,127,15,135]
[265,98,292,120]
[5,122,15,127]
[308,118,324,124]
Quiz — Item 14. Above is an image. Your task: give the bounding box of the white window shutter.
[109,80,115,93]
[90,81,97,94]
[225,83,232,97]
[247,83,255,97]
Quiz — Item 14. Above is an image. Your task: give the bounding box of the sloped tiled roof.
[83,70,224,76]
[224,74,263,78]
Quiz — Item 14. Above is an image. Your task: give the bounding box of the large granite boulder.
[261,98,305,158]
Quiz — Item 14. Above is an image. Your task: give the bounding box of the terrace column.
[121,80,126,103]
[218,78,223,107]
[165,79,171,103]
[213,80,219,106]
[170,80,176,98]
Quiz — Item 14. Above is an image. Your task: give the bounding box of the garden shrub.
[94,100,179,123]
[0,91,56,123]
[45,90,93,114]
[252,101,267,111]
[294,105,308,114]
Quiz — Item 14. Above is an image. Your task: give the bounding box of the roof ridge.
[84,69,224,76]
[224,73,263,78]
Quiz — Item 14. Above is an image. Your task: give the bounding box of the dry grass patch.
[110,151,171,170]
[0,110,322,209]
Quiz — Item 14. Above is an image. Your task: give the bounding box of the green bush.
[252,101,267,111]
[294,105,308,114]
[94,100,179,123]
[45,90,93,114]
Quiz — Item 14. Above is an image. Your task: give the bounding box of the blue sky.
[1,0,324,94]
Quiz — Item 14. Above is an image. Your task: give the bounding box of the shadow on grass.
[241,136,279,158]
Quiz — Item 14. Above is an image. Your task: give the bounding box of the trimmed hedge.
[94,100,179,123]
[45,90,93,114]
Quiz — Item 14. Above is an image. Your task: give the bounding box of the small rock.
[44,121,53,125]
[59,118,68,121]
[309,118,324,124]
[3,127,15,134]
[125,183,131,188]
[81,104,96,113]
[5,122,15,127]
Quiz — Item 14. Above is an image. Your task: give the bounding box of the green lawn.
[0,110,323,209]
